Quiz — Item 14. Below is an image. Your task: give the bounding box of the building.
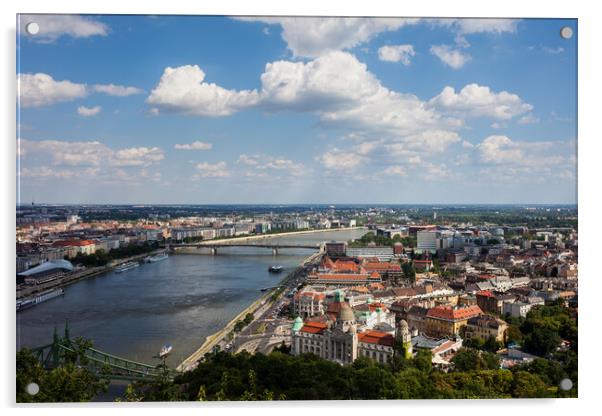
[417,231,438,251]
[502,297,544,318]
[18,259,74,285]
[293,290,326,318]
[306,271,382,286]
[464,315,508,342]
[347,246,394,261]
[325,241,347,257]
[51,239,96,257]
[425,305,482,338]
[291,292,411,365]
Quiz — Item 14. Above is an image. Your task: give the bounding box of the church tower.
[396,319,413,359]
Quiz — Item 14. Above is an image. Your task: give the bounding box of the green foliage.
[520,302,576,356]
[70,242,160,267]
[16,348,108,403]
[349,232,416,248]
[401,261,416,283]
[451,348,500,372]
[121,348,561,401]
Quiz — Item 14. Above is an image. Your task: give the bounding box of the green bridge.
[30,324,177,382]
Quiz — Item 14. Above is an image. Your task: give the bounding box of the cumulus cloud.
[146,65,260,116]
[18,72,144,107]
[18,73,87,107]
[77,105,101,117]
[317,150,364,171]
[377,44,415,65]
[18,138,165,183]
[93,84,144,96]
[517,114,540,124]
[194,161,230,178]
[20,15,108,43]
[430,45,471,69]
[19,139,164,168]
[474,135,575,181]
[236,17,420,58]
[237,154,305,176]
[382,166,407,176]
[429,83,533,120]
[174,141,213,150]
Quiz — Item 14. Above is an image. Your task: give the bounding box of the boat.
[148,253,168,263]
[17,288,64,312]
[268,265,284,273]
[115,261,140,273]
[159,344,172,358]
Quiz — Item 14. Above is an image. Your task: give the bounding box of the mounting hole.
[26,382,40,395]
[560,26,573,40]
[559,378,573,391]
[26,22,40,35]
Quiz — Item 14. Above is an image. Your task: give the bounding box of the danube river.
[16,229,365,368]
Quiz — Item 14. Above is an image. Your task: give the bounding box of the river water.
[16,229,365,368]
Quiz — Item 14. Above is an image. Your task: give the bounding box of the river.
[16,228,366,368]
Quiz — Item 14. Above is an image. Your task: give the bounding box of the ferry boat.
[147,253,169,263]
[115,261,140,273]
[159,344,172,358]
[268,265,284,273]
[17,288,64,311]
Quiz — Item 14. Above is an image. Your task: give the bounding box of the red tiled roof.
[358,330,395,347]
[52,239,95,247]
[426,305,482,321]
[477,290,495,298]
[299,321,328,334]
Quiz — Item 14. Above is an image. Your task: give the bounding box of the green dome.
[292,316,304,332]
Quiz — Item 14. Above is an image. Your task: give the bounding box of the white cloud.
[542,46,565,54]
[382,166,407,176]
[237,154,305,177]
[93,84,144,96]
[19,139,164,168]
[18,73,144,107]
[452,19,519,35]
[194,161,230,178]
[475,136,575,180]
[18,73,87,107]
[236,17,420,58]
[146,65,260,117]
[113,147,165,166]
[430,45,471,69]
[174,141,213,150]
[77,105,101,117]
[20,15,108,43]
[317,150,364,171]
[518,114,540,124]
[429,83,533,120]
[378,44,415,65]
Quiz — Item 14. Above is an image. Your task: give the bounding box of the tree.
[401,262,416,284]
[16,347,109,403]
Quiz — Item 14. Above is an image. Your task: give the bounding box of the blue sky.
[17,15,577,204]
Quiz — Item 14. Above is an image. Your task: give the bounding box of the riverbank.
[16,249,166,301]
[176,250,324,372]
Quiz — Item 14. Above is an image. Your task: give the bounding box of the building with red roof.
[425,305,482,337]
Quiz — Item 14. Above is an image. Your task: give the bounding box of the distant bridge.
[169,242,324,255]
[29,324,175,382]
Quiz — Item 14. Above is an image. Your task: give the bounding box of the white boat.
[148,253,169,263]
[159,344,172,358]
[115,261,140,273]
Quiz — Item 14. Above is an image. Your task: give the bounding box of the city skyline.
[17,15,577,205]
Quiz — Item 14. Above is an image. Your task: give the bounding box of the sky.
[16,15,577,205]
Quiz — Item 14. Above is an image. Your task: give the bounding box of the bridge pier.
[210,247,217,255]
[272,248,278,256]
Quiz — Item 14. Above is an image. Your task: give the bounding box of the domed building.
[291,291,405,365]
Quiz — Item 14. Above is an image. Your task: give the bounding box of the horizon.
[17,15,577,204]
